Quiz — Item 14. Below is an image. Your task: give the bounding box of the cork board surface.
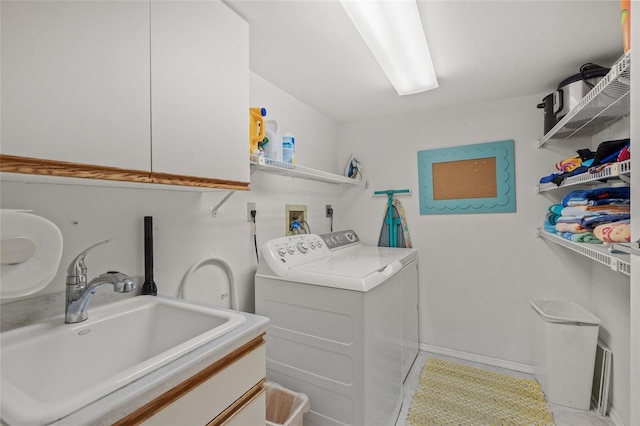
[417,139,516,215]
[432,157,497,200]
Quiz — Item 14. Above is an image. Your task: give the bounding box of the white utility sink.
[0,295,246,426]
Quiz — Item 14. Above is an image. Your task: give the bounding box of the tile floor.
[396,351,615,426]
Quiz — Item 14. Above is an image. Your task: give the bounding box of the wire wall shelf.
[537,229,631,276]
[538,52,631,148]
[538,160,631,193]
[612,241,640,258]
[249,155,368,186]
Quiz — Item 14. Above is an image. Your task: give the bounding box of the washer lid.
[332,245,417,266]
[275,257,404,292]
[291,255,390,278]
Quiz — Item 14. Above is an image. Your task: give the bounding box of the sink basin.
[0,295,246,426]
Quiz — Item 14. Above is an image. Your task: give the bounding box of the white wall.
[0,71,342,315]
[338,94,630,419]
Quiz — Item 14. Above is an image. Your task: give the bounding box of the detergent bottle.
[249,108,267,155]
[282,133,295,164]
[263,120,283,163]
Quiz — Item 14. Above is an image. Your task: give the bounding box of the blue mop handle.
[387,193,395,248]
[374,189,410,248]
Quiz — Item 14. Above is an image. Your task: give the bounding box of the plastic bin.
[265,382,310,426]
[530,299,601,410]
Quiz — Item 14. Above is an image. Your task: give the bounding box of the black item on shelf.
[576,149,596,161]
[591,138,630,167]
[142,216,158,296]
[537,92,562,135]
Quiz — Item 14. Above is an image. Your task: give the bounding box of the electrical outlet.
[285,204,307,235]
[326,205,333,218]
[247,202,256,222]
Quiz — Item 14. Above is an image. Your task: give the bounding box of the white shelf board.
[538,228,631,276]
[249,155,367,186]
[538,160,631,192]
[538,52,631,148]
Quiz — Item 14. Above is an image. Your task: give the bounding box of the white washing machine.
[255,230,418,426]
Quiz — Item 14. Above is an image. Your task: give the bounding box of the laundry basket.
[265,382,310,426]
[530,299,600,410]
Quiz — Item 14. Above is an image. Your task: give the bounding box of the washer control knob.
[331,237,338,244]
[317,240,323,248]
[287,246,296,255]
[309,241,316,249]
[297,242,309,253]
[277,247,287,257]
[345,232,355,242]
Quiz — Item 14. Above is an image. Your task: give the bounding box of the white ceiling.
[225,0,624,124]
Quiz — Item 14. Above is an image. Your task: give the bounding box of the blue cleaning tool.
[374,189,410,248]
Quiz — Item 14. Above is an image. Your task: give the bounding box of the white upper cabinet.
[150,1,250,183]
[1,1,151,170]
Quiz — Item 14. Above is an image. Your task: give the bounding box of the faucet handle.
[66,239,111,284]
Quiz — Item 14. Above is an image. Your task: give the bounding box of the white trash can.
[265,382,310,426]
[530,299,600,410]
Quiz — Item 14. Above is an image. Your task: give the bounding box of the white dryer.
[255,230,418,426]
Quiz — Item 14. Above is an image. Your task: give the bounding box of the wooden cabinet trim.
[150,171,247,190]
[113,334,265,426]
[207,379,266,426]
[0,154,152,183]
[0,155,249,190]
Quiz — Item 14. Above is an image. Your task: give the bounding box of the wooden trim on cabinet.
[150,171,248,190]
[207,379,266,426]
[0,154,152,183]
[0,154,250,190]
[113,334,265,426]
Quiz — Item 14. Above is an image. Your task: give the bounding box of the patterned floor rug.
[407,358,554,426]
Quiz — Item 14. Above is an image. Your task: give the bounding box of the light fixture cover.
[341,0,438,95]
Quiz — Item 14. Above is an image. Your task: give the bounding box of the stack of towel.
[544,187,631,243]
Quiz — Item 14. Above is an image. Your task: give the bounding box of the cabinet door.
[140,344,265,425]
[221,390,266,426]
[0,1,150,170]
[150,0,249,183]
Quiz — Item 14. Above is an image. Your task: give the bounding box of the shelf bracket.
[211,191,235,217]
[618,174,631,184]
[609,162,632,183]
[612,240,640,257]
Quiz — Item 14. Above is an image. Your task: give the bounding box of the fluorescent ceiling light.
[340,0,438,95]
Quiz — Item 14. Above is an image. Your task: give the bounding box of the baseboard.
[608,406,625,426]
[419,343,535,375]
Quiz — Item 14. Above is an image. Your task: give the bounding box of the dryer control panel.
[320,230,360,250]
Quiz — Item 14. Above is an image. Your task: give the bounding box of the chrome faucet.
[65,239,136,324]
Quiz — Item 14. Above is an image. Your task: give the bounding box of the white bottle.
[263,120,283,163]
[282,133,295,164]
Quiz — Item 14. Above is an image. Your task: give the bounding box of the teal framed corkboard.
[417,140,516,215]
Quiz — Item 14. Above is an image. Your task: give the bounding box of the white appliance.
[255,230,418,426]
